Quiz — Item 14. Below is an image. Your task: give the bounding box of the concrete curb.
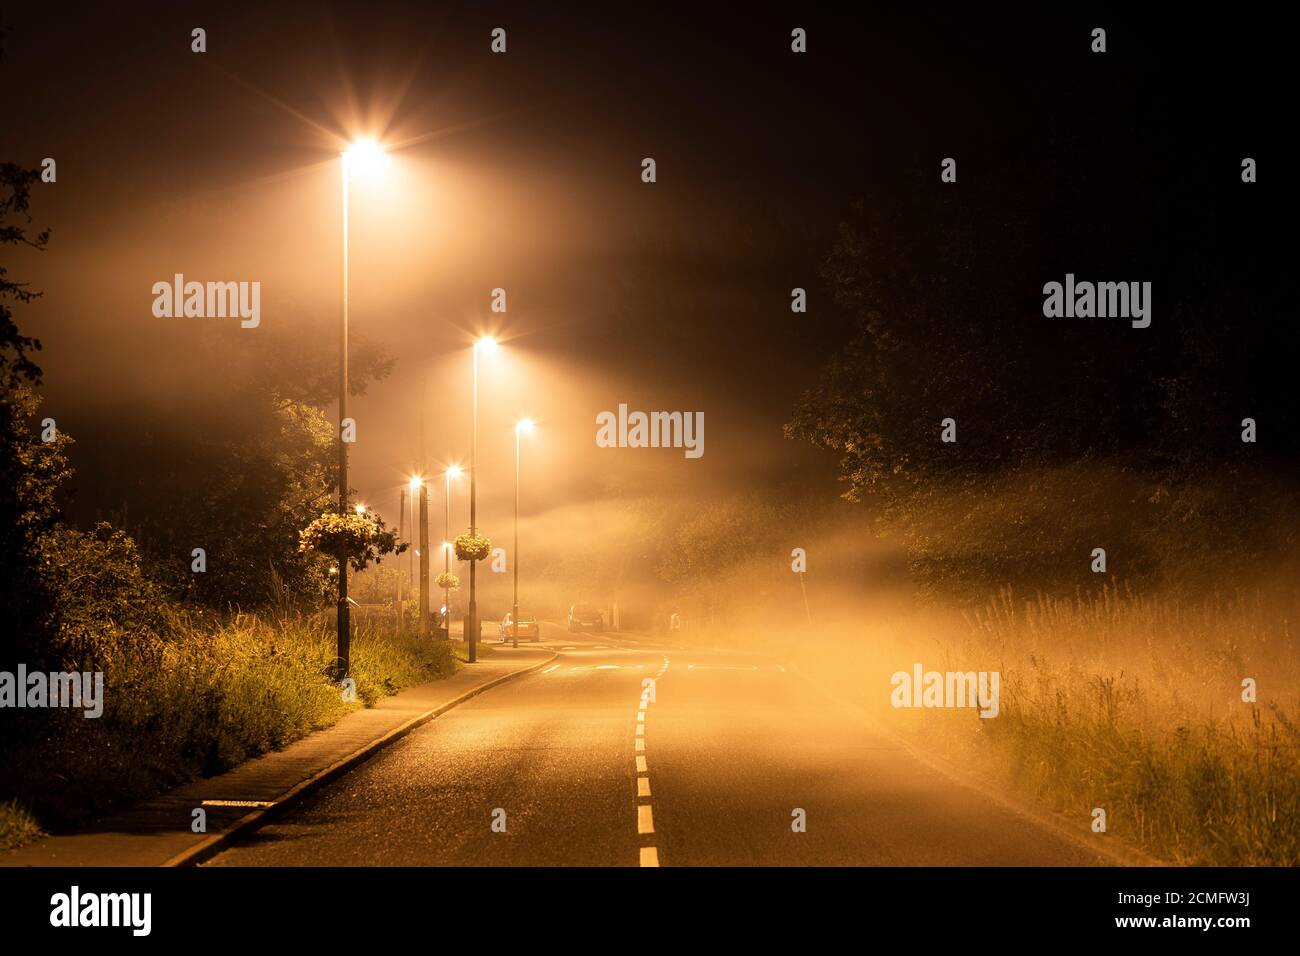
[162,651,558,867]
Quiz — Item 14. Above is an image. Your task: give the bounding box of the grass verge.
[0,611,458,852]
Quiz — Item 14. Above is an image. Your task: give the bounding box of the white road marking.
[201,799,274,808]
[595,664,620,670]
[541,664,560,674]
[634,659,666,863]
[593,645,608,649]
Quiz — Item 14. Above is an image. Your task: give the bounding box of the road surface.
[206,627,1106,866]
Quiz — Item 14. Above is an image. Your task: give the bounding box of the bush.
[35,522,169,669]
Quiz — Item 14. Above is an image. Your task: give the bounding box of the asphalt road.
[206,626,1107,867]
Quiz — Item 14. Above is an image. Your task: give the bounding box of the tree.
[0,156,66,671]
[124,337,397,611]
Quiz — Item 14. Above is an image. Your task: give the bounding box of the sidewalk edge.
[161,652,558,868]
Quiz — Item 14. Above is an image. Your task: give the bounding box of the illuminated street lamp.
[466,337,496,663]
[511,418,535,648]
[335,138,388,679]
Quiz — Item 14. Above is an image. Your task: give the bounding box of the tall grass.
[0,611,458,843]
[745,579,1299,865]
[958,584,1300,865]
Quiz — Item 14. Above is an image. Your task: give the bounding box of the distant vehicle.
[500,612,540,642]
[567,604,604,632]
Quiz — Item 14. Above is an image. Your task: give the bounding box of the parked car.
[567,604,604,632]
[500,612,540,642]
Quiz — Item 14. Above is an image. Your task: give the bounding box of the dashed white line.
[541,664,561,674]
[638,655,671,866]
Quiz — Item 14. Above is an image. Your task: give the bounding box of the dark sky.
[0,4,1286,531]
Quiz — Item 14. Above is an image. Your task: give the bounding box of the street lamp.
[511,418,535,648]
[408,477,421,628]
[444,465,462,638]
[335,137,388,680]
[466,337,496,663]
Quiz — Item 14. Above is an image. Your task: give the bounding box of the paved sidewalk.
[1,643,556,867]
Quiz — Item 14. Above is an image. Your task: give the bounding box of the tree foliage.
[0,159,61,670]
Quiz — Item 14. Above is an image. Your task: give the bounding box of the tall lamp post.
[512,419,535,648]
[467,336,496,663]
[418,479,430,634]
[408,477,421,615]
[335,138,387,679]
[444,465,462,637]
[396,485,407,633]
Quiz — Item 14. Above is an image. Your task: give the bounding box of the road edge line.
[162,651,560,868]
[785,663,1165,868]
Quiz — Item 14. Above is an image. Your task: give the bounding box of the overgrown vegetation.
[0,612,457,833]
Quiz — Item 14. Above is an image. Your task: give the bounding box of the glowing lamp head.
[409,477,423,491]
[474,336,498,353]
[446,465,463,480]
[516,417,536,435]
[354,503,366,515]
[343,139,388,180]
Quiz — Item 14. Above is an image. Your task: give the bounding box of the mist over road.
[207,626,1105,867]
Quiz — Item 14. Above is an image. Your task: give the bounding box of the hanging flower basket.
[299,512,377,561]
[454,532,491,561]
[435,571,460,590]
